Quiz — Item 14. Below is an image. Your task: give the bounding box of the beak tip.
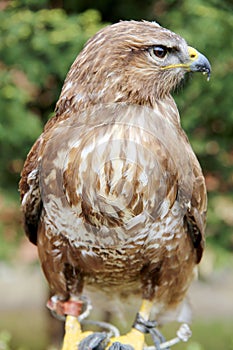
[189,51,211,80]
[202,67,211,81]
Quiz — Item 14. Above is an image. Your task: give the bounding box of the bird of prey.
[20,20,210,350]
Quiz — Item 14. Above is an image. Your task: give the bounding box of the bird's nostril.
[188,46,198,60]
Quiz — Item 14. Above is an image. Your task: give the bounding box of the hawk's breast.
[39,104,193,252]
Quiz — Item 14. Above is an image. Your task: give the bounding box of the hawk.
[20,20,210,350]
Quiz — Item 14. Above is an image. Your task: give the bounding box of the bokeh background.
[0,0,232,349]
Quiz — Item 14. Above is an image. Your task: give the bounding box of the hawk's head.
[57,20,211,112]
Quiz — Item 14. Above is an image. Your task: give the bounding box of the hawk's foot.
[47,296,94,350]
[107,299,153,350]
[78,332,109,350]
[107,314,167,350]
[133,313,167,350]
[109,342,134,350]
[61,315,94,350]
[108,328,144,350]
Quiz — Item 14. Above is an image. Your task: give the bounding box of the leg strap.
[47,296,83,318]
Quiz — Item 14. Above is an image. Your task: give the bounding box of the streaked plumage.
[20,20,210,330]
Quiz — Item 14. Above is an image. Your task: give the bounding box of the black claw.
[108,342,134,350]
[78,332,109,350]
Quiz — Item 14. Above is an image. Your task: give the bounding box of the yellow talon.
[61,315,92,350]
[138,299,153,320]
[61,299,153,350]
[108,299,153,350]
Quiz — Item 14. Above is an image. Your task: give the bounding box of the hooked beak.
[188,46,211,80]
[161,46,211,80]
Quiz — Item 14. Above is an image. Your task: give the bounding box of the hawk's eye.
[153,46,167,58]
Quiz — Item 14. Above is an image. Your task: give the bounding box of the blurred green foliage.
[0,330,12,350]
[0,2,104,195]
[0,0,232,258]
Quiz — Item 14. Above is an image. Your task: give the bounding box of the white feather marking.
[62,80,73,93]
[125,213,147,230]
[74,93,85,103]
[53,149,67,168]
[28,169,38,181]
[44,168,56,185]
[158,199,170,219]
[81,141,96,159]
[165,244,175,251]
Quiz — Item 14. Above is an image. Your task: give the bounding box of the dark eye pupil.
[153,46,167,58]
